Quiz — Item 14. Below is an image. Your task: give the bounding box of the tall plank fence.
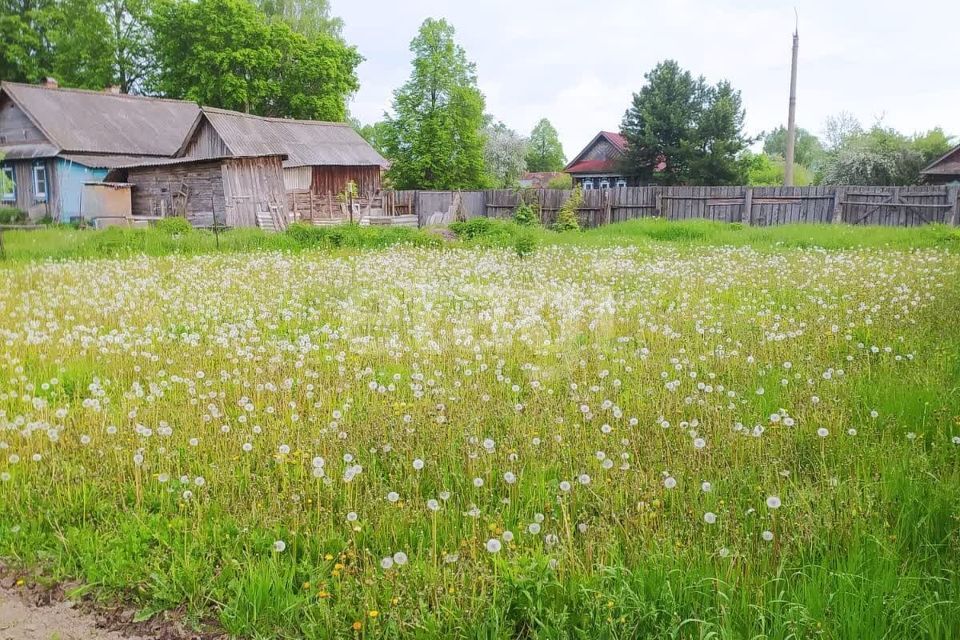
[398,185,960,229]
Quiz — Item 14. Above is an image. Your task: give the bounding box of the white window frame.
[615,179,627,188]
[599,179,610,189]
[581,179,594,190]
[1,165,14,201]
[32,162,47,201]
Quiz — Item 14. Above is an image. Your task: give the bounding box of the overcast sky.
[334,0,959,159]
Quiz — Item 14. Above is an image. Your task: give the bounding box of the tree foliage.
[620,60,750,185]
[818,118,954,185]
[483,121,527,188]
[381,18,487,190]
[525,118,565,172]
[744,151,812,186]
[150,0,359,121]
[254,0,342,38]
[0,0,357,121]
[762,126,824,170]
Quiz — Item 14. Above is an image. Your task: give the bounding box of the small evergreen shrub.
[552,187,582,232]
[513,201,539,226]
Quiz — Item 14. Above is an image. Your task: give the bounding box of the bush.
[513,227,537,258]
[513,201,540,226]
[0,206,27,224]
[285,222,442,250]
[552,187,582,232]
[155,216,192,235]
[449,217,497,240]
[546,174,573,189]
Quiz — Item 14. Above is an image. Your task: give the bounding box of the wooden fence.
[396,185,960,228]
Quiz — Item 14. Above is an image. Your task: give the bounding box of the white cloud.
[336,0,959,156]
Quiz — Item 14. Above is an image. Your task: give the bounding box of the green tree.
[483,121,527,188]
[744,151,812,186]
[150,0,359,120]
[619,60,750,185]
[255,0,342,38]
[819,124,954,185]
[525,118,565,172]
[381,18,487,190]
[99,0,153,93]
[354,120,390,156]
[0,0,114,88]
[762,125,824,169]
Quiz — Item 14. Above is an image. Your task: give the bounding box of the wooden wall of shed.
[221,156,287,228]
[180,120,231,158]
[126,161,225,221]
[311,165,381,196]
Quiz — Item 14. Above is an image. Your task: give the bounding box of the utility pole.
[784,16,799,186]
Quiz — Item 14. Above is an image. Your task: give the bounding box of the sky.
[333,0,960,160]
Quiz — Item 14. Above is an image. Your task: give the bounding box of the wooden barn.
[105,155,289,230]
[0,80,199,221]
[178,107,388,199]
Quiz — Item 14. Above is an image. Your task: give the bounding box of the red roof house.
[564,131,632,189]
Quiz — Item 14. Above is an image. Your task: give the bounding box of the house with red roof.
[564,131,631,190]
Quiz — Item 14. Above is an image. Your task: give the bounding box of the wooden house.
[921,145,960,185]
[104,155,289,230]
[0,80,199,221]
[178,107,389,197]
[564,131,632,189]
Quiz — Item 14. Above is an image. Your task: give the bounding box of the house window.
[1,165,14,201]
[599,179,610,189]
[32,162,47,201]
[581,179,594,190]
[616,179,627,188]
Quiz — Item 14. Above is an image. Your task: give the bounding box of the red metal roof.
[565,159,619,174]
[601,131,628,153]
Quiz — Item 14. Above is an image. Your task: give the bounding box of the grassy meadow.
[1,221,960,638]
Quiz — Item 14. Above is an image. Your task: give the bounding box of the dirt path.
[0,586,149,640]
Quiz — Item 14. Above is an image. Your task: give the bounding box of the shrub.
[546,173,573,189]
[155,216,192,235]
[0,206,27,224]
[513,227,537,258]
[552,187,582,232]
[513,201,539,226]
[449,217,497,240]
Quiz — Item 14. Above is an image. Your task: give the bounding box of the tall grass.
[0,231,959,638]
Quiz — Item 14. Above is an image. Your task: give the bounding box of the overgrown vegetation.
[552,186,582,231]
[1,236,959,639]
[0,206,27,224]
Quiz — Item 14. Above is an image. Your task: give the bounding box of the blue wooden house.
[0,79,199,221]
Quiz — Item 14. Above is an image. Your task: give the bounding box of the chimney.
[105,85,122,94]
[41,77,58,89]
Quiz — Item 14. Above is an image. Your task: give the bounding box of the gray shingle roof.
[2,82,200,156]
[198,107,388,168]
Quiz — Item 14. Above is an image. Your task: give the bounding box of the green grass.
[3,218,958,264]
[1,226,959,639]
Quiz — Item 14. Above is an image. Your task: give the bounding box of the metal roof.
[0,143,59,159]
[196,107,388,168]
[1,82,200,156]
[59,153,167,169]
[564,131,628,172]
[921,144,960,175]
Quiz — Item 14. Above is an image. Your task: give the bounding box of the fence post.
[742,188,753,225]
[831,187,844,224]
[946,185,959,226]
[655,189,663,218]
